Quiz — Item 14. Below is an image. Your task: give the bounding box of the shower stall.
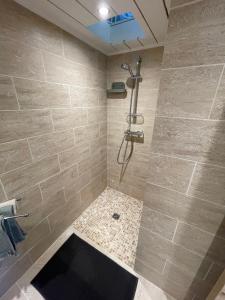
[117,56,144,181]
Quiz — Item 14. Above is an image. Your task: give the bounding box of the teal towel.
[0,205,26,252]
[0,216,16,259]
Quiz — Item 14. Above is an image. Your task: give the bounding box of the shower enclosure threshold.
[73,187,143,268]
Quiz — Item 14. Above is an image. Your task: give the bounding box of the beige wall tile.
[152,117,225,166]
[188,163,225,206]
[147,154,195,193]
[135,259,197,300]
[173,222,225,266]
[0,76,18,110]
[40,164,78,201]
[14,78,70,109]
[141,206,177,240]
[0,0,63,55]
[70,86,99,107]
[59,142,89,170]
[157,66,222,118]
[88,107,107,124]
[74,125,100,144]
[0,140,32,174]
[63,31,98,70]
[48,195,82,232]
[64,171,91,201]
[144,183,225,237]
[43,51,89,86]
[0,110,53,144]
[28,130,74,161]
[52,108,88,131]
[137,227,212,279]
[163,0,225,67]
[0,0,107,293]
[0,36,45,80]
[18,218,51,255]
[1,155,59,197]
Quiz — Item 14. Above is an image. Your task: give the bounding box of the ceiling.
[15,0,170,56]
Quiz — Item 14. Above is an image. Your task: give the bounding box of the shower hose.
[117,87,135,181]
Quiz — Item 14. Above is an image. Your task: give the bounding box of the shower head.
[121,63,134,77]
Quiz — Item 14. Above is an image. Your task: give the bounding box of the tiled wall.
[135,0,225,299]
[0,0,107,296]
[107,48,163,201]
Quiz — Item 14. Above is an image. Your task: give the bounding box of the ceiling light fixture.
[99,6,109,18]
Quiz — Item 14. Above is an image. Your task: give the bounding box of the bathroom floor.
[1,188,172,300]
[74,187,143,268]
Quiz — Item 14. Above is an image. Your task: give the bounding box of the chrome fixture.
[117,56,144,181]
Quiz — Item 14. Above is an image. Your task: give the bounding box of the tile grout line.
[145,180,225,209]
[162,62,224,71]
[0,178,8,201]
[26,138,34,162]
[208,64,225,119]
[0,73,106,91]
[202,262,214,281]
[10,77,21,110]
[171,0,204,10]
[171,220,179,242]
[155,114,225,122]
[186,162,197,195]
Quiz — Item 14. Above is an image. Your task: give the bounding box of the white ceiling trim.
[15,0,169,56]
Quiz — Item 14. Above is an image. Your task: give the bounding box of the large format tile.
[147,153,195,193]
[173,222,225,266]
[28,130,74,161]
[0,0,63,55]
[18,219,51,255]
[42,51,88,86]
[0,36,45,80]
[40,164,78,201]
[157,66,222,118]
[1,155,59,197]
[144,183,225,237]
[74,125,100,144]
[141,206,177,240]
[0,110,53,144]
[152,117,225,166]
[136,227,211,279]
[0,76,18,110]
[14,78,70,109]
[59,142,90,170]
[63,31,98,70]
[163,0,225,67]
[188,163,225,206]
[70,86,99,107]
[52,108,88,131]
[0,140,32,174]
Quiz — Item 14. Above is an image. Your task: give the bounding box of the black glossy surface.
[31,234,138,300]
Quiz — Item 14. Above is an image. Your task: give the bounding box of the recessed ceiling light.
[99,6,109,18]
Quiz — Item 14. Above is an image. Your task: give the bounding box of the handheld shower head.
[121,63,134,77]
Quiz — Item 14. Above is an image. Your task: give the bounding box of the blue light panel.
[87,12,145,44]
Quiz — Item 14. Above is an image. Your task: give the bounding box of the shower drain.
[112,213,120,220]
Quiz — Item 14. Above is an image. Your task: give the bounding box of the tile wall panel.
[0,0,107,296]
[135,0,225,299]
